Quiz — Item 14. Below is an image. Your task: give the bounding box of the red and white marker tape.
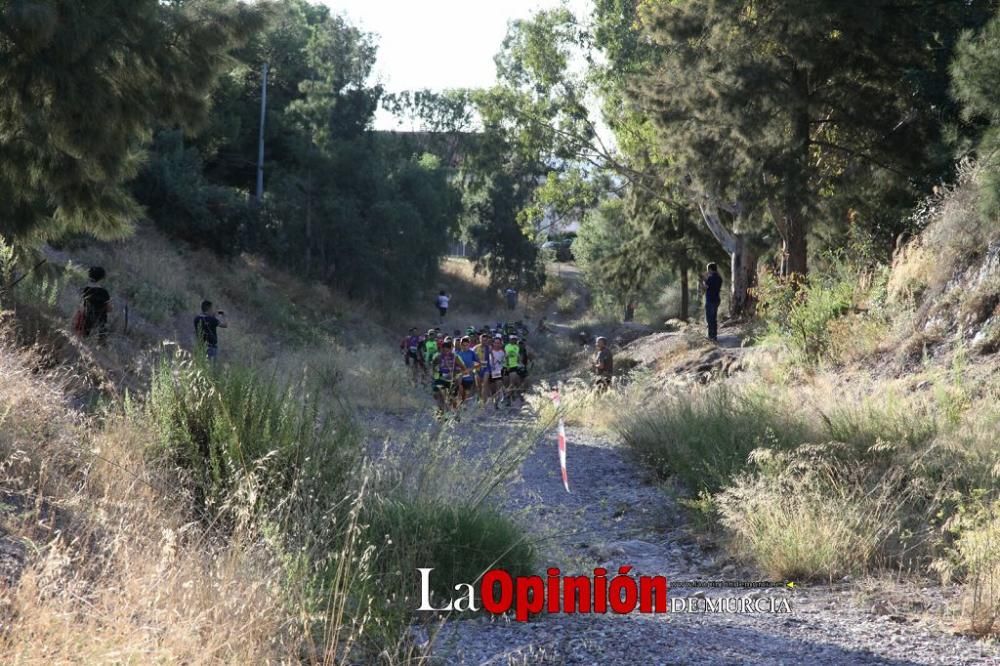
[551,388,570,493]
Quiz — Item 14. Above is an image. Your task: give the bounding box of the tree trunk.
[680,267,689,321]
[305,171,313,278]
[783,217,808,276]
[695,200,758,317]
[730,238,757,317]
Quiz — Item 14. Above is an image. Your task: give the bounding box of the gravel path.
[382,405,1000,666]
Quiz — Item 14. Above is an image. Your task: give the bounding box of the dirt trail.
[371,272,1000,664]
[422,403,1000,665]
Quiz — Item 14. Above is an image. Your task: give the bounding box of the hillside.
[5,0,1000,663]
[3,170,1000,663]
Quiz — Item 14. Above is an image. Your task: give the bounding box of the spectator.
[703,263,724,341]
[592,336,613,391]
[194,300,228,361]
[436,290,450,323]
[505,287,518,311]
[79,266,112,342]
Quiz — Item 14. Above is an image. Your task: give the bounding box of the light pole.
[255,62,269,204]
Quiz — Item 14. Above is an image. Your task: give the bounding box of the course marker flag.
[551,387,570,492]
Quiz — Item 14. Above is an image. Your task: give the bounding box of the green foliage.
[573,197,680,318]
[953,9,1000,216]
[935,493,1000,636]
[0,0,265,240]
[755,272,856,364]
[618,387,816,493]
[132,131,255,256]
[131,3,464,307]
[147,352,360,519]
[365,499,536,602]
[634,0,993,272]
[717,451,916,581]
[381,89,475,134]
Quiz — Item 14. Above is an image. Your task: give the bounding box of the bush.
[617,386,817,493]
[717,448,916,581]
[365,499,536,605]
[555,292,578,315]
[147,352,360,520]
[755,271,856,364]
[936,494,1000,637]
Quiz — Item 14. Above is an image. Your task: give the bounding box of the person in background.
[514,337,531,402]
[703,262,724,342]
[79,266,112,342]
[473,333,492,404]
[486,335,508,407]
[436,290,450,323]
[194,300,227,361]
[592,336,613,391]
[623,300,636,323]
[505,287,518,311]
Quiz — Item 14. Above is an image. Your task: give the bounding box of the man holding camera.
[703,262,723,342]
[195,299,228,361]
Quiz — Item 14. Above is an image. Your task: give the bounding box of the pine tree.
[0,0,264,240]
[952,7,1000,214]
[634,0,992,276]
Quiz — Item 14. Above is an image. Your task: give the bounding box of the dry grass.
[716,450,917,582]
[0,342,308,663]
[526,371,654,434]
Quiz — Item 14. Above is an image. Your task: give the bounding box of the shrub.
[365,499,536,606]
[147,351,360,520]
[617,386,817,493]
[555,292,578,315]
[717,449,915,581]
[756,271,856,364]
[935,494,1000,637]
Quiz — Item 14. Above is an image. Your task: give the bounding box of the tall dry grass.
[0,342,310,663]
[0,333,541,662]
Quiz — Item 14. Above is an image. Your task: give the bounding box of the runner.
[430,337,466,415]
[514,337,531,402]
[473,333,492,405]
[423,329,439,367]
[456,336,479,405]
[402,327,424,382]
[487,335,508,408]
[436,290,450,323]
[504,334,522,407]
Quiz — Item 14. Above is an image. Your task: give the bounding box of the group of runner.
[401,323,532,415]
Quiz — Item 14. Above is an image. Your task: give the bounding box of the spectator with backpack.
[75,266,112,342]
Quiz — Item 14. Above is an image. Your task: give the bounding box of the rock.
[721,564,736,575]
[607,539,660,559]
[871,600,894,616]
[588,545,612,561]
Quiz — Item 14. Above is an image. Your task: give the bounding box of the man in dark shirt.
[81,266,112,342]
[194,299,227,360]
[703,262,724,341]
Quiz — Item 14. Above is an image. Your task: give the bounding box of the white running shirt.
[490,350,506,379]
